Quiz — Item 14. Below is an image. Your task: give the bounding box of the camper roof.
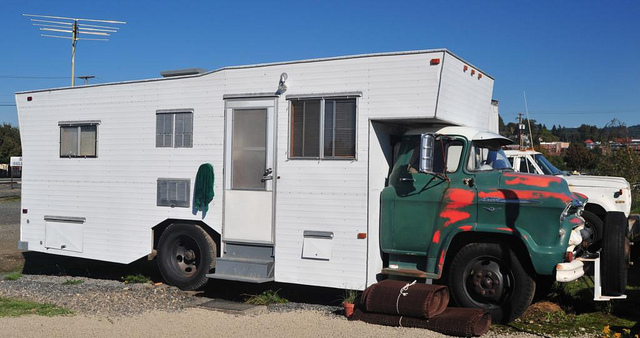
[17,49,492,94]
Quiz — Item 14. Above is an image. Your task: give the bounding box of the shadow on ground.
[21,252,163,282]
[19,251,347,306]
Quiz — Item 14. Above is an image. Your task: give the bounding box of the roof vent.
[160,68,207,78]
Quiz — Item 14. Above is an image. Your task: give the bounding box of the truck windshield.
[467,141,512,171]
[533,154,562,175]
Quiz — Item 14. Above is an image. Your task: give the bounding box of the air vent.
[160,68,207,78]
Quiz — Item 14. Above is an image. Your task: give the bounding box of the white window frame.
[58,120,100,158]
[287,93,360,160]
[156,109,194,148]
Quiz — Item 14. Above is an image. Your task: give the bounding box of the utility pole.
[518,113,525,149]
[23,14,126,87]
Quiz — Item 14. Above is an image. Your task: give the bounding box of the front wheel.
[447,242,535,324]
[157,223,216,291]
[582,210,603,251]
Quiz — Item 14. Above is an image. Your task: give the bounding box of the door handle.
[261,168,273,182]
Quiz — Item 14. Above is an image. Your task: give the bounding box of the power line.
[0,75,68,79]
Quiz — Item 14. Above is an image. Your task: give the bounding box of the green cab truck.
[379,126,629,323]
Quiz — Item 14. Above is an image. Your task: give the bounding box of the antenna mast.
[23,14,126,87]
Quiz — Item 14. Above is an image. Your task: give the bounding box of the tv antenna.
[23,14,126,87]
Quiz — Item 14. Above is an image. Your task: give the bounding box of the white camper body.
[16,50,494,290]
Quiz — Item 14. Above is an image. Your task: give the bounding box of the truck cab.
[380,126,627,323]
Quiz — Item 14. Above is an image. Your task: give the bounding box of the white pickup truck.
[504,149,638,247]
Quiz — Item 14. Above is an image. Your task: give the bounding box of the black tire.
[601,212,629,296]
[582,210,603,250]
[447,242,535,324]
[157,223,216,291]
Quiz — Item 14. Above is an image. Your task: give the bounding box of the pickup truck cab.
[379,127,624,323]
[504,149,637,248]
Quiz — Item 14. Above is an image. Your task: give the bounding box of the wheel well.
[585,203,606,221]
[152,219,221,257]
[441,232,536,279]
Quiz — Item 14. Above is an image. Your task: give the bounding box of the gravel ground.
[0,275,552,338]
[0,275,200,316]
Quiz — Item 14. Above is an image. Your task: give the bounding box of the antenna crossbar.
[24,14,126,24]
[25,13,126,87]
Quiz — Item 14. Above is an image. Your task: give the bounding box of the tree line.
[0,123,21,164]
[499,117,640,211]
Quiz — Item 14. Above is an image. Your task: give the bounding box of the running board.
[206,242,274,283]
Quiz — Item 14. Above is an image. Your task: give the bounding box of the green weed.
[121,274,152,284]
[3,272,22,281]
[0,297,73,317]
[244,289,289,305]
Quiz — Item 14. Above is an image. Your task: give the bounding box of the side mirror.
[420,133,435,173]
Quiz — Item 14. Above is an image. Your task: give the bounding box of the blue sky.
[1,1,639,129]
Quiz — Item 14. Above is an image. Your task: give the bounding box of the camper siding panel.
[17,76,225,263]
[436,54,495,130]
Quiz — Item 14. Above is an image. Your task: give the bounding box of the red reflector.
[564,252,574,262]
[478,73,482,79]
[471,70,476,75]
[463,65,468,72]
[430,58,441,65]
[357,233,367,239]
[27,96,33,101]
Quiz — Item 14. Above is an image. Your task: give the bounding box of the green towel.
[194,163,214,212]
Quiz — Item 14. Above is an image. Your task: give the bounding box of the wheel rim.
[463,256,512,307]
[168,234,201,278]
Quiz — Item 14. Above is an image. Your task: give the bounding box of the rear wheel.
[448,242,535,324]
[601,212,629,296]
[157,223,216,291]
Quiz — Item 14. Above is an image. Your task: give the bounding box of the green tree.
[596,148,640,212]
[0,123,21,164]
[564,143,597,173]
[596,148,640,185]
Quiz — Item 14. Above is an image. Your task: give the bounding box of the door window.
[231,109,267,190]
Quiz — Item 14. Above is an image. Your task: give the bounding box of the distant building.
[585,139,595,149]
[539,142,570,155]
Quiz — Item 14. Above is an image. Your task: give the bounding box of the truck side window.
[467,141,511,171]
[407,138,463,174]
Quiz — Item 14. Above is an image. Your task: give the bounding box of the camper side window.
[59,122,98,158]
[156,110,193,148]
[289,98,356,159]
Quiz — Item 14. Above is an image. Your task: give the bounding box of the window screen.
[290,98,356,159]
[156,111,193,148]
[231,109,267,190]
[157,178,190,208]
[60,123,97,158]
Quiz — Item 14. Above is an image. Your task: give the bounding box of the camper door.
[223,98,276,243]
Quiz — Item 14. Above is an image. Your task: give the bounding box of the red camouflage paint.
[432,230,441,243]
[503,172,563,188]
[479,189,573,203]
[439,188,474,227]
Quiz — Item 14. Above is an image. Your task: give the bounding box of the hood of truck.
[478,172,577,205]
[562,174,630,190]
